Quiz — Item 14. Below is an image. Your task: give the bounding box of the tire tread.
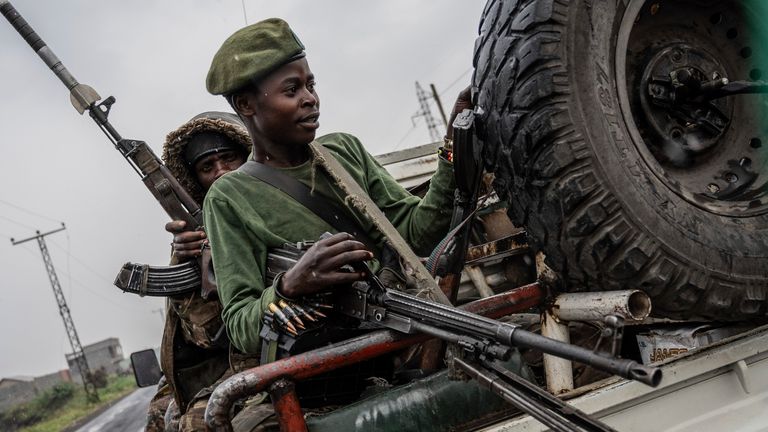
[472,0,767,319]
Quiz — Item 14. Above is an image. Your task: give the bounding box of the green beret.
[206,18,305,95]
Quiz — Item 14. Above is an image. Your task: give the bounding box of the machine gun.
[257,239,661,432]
[266,244,660,386]
[0,1,211,297]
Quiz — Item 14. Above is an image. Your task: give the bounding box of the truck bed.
[480,324,768,432]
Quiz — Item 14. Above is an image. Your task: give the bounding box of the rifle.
[1,1,211,297]
[261,240,662,431]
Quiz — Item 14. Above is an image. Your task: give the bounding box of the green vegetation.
[0,375,136,432]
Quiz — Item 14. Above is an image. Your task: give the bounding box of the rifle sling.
[308,142,451,306]
[237,160,376,252]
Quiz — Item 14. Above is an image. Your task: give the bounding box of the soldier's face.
[244,58,320,148]
[194,150,246,191]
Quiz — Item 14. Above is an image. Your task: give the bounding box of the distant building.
[0,377,35,412]
[34,369,72,392]
[65,338,124,383]
[0,370,71,413]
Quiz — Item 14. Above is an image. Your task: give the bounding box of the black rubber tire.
[472,0,768,320]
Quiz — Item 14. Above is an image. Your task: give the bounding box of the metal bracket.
[732,359,752,394]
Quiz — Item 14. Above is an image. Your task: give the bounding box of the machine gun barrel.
[372,287,661,387]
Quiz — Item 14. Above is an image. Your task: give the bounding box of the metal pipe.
[205,284,544,431]
[465,265,496,298]
[269,379,307,432]
[541,310,574,394]
[552,290,652,322]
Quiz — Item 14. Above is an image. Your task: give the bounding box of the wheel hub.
[619,0,768,216]
[639,45,732,163]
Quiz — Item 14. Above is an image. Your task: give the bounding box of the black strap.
[237,160,376,251]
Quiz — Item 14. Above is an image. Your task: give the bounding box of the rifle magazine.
[114,261,200,297]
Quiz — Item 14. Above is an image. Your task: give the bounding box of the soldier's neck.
[252,144,310,168]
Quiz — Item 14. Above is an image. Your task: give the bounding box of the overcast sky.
[0,1,485,377]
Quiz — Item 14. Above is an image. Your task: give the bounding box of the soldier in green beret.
[203,17,470,387]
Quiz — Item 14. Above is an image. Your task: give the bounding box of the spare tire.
[473,0,768,320]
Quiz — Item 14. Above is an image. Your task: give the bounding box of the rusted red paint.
[465,232,529,264]
[418,338,446,371]
[463,282,543,318]
[269,379,307,432]
[205,331,428,431]
[204,283,544,431]
[439,272,461,304]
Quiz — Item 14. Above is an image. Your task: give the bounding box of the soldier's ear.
[232,91,257,118]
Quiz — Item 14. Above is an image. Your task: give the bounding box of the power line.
[0,214,38,231]
[0,199,63,224]
[48,238,116,285]
[393,122,420,151]
[437,67,473,97]
[46,238,164,314]
[54,266,150,314]
[390,67,473,152]
[14,238,150,315]
[241,0,248,25]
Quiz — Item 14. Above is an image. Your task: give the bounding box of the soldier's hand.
[165,220,208,261]
[446,86,473,140]
[279,232,372,298]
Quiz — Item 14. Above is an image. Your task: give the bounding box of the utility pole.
[414,81,444,143]
[11,223,99,402]
[429,83,449,128]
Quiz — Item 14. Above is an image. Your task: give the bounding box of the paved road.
[75,386,154,432]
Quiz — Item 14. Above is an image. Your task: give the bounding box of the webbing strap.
[237,160,376,252]
[309,142,450,305]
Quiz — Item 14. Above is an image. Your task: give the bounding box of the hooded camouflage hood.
[162,111,251,204]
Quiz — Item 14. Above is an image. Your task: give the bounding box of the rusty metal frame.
[205,283,544,431]
[464,231,528,265]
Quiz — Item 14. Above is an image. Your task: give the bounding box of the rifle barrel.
[380,289,662,387]
[1,1,101,114]
[1,2,77,89]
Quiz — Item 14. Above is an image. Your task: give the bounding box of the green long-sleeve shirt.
[203,132,455,354]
